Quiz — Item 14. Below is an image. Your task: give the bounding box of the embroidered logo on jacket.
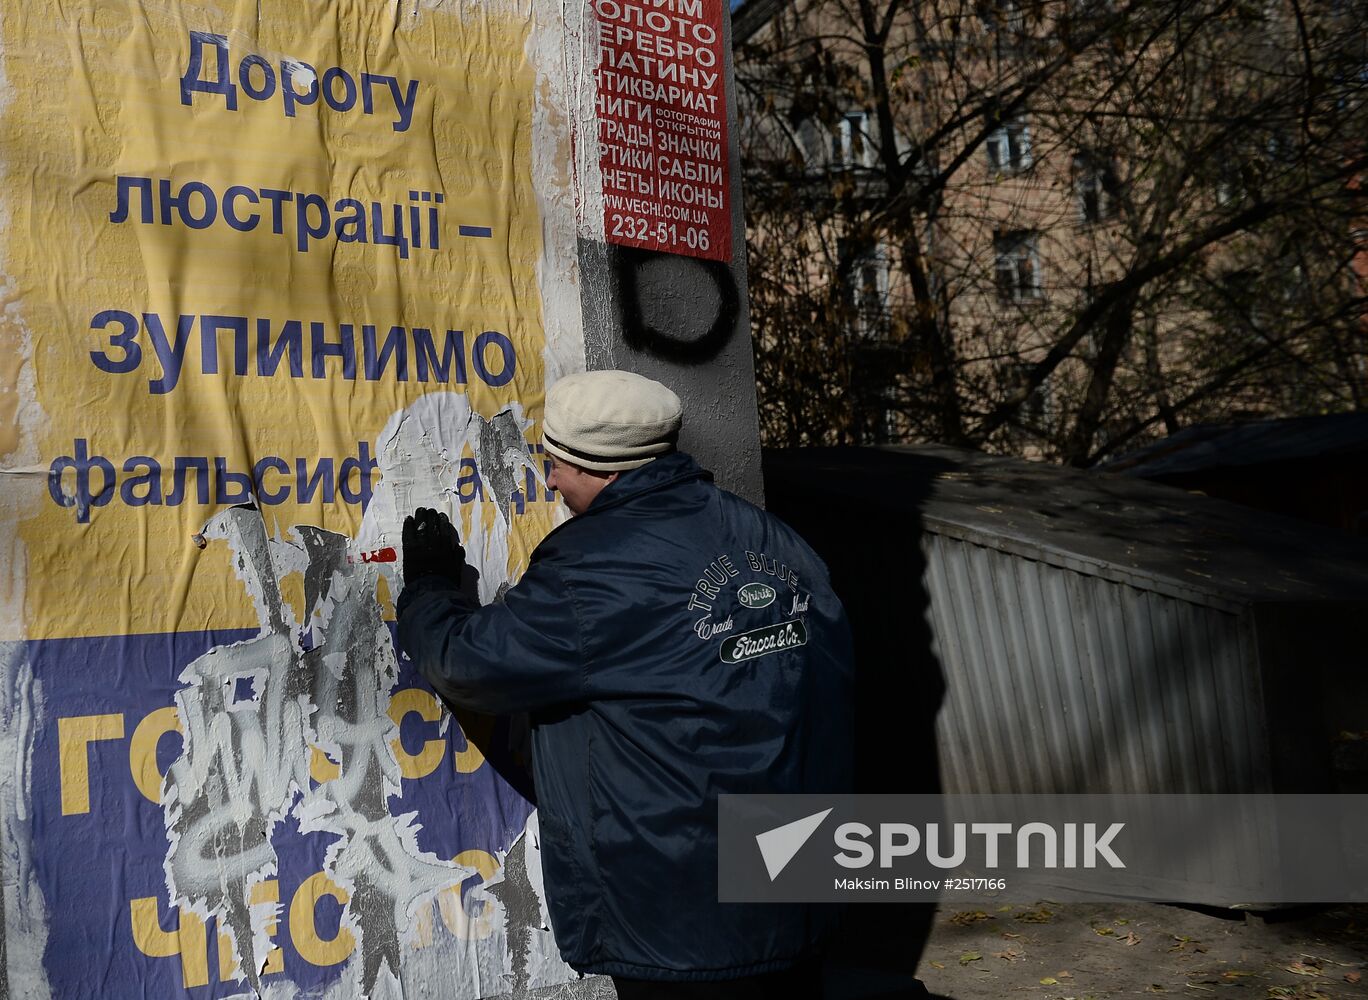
[737,582,777,609]
[720,619,809,663]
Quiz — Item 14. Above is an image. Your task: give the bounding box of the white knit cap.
[542,370,683,472]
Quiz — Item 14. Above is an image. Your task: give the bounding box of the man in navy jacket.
[397,370,853,999]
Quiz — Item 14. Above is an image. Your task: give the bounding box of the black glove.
[402,507,465,587]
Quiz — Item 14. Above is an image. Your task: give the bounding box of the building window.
[1217,267,1268,332]
[1215,158,1251,206]
[979,0,1026,35]
[985,117,1031,173]
[1068,0,1113,19]
[1215,174,1240,206]
[880,384,901,442]
[840,238,890,335]
[1074,152,1120,224]
[856,243,890,335]
[999,361,1054,433]
[994,231,1043,303]
[797,117,823,170]
[833,111,872,168]
[1020,366,1051,428]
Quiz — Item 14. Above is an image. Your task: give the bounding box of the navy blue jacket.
[396,452,853,981]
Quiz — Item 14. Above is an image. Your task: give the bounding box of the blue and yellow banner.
[0,1,584,995]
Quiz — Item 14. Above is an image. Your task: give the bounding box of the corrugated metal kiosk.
[763,446,1368,799]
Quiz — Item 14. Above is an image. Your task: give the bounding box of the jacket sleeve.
[395,560,586,716]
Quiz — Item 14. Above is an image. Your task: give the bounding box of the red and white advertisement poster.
[593,0,732,262]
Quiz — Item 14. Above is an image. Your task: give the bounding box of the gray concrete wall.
[577,1,764,506]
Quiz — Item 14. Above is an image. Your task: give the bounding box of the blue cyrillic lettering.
[412,328,467,384]
[48,439,115,524]
[471,330,516,388]
[407,194,439,251]
[144,313,195,394]
[158,179,218,229]
[281,61,319,119]
[333,199,367,243]
[370,202,410,258]
[224,185,261,232]
[259,188,293,234]
[455,457,484,504]
[296,457,335,504]
[321,67,357,112]
[110,176,153,224]
[89,310,142,374]
[214,458,253,504]
[295,193,330,252]
[428,204,440,249]
[392,78,418,131]
[238,54,276,101]
[310,322,356,380]
[179,36,423,130]
[179,181,217,229]
[253,457,291,504]
[408,203,423,251]
[362,325,408,381]
[180,32,239,109]
[360,73,386,114]
[361,73,418,132]
[166,457,210,506]
[200,315,248,376]
[338,442,377,509]
[256,318,304,378]
[120,456,163,507]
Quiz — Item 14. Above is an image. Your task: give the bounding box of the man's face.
[546,456,618,515]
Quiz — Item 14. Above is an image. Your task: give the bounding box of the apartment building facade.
[734,0,1366,461]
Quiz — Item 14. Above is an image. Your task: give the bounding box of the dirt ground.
[917,902,1368,1000]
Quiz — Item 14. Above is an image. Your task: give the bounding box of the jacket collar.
[583,451,712,516]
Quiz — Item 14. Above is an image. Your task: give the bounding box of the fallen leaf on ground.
[994,948,1022,962]
[1286,962,1322,977]
[950,910,993,926]
[1001,932,1022,939]
[1016,908,1054,923]
[1169,935,1207,953]
[929,961,945,970]
[959,951,982,966]
[1116,918,1130,925]
[1123,931,1142,945]
[1346,971,1361,985]
[1221,971,1255,980]
[1040,977,1058,986]
[1094,926,1115,936]
[1057,970,1072,979]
